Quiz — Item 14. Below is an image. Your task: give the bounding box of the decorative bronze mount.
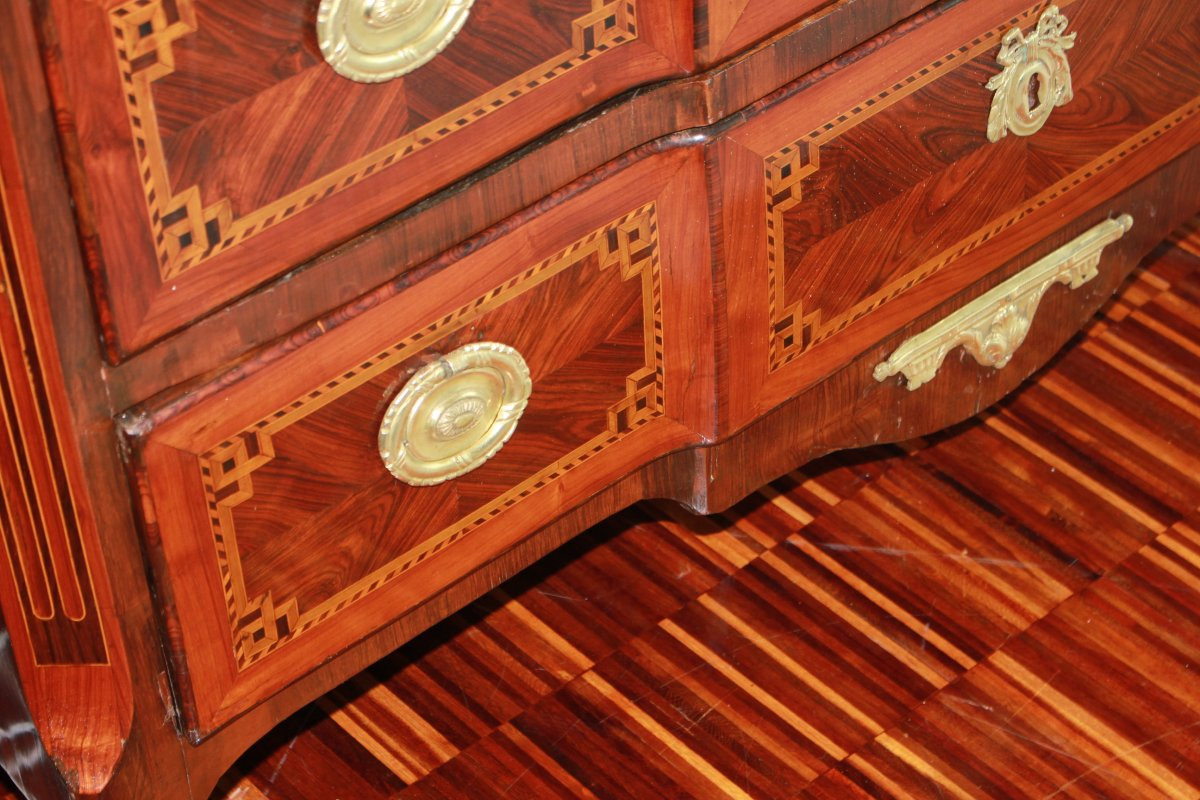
[986,5,1076,142]
[317,0,476,83]
[377,342,532,486]
[873,214,1133,391]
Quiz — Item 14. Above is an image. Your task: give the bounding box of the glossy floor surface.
[4,224,1200,799]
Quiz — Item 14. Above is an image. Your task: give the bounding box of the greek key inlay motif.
[198,203,664,668]
[762,3,1197,372]
[108,0,640,280]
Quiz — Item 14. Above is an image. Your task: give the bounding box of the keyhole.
[1027,72,1043,111]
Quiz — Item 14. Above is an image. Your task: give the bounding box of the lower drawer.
[132,148,710,735]
[694,146,1200,513]
[711,0,1200,431]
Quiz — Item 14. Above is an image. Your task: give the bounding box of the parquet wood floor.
[4,221,1199,799]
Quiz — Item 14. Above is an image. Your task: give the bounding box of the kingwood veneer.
[0,0,1197,797]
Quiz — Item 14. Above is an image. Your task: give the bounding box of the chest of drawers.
[0,1,1197,797]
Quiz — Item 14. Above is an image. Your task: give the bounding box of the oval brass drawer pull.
[873,214,1133,391]
[317,0,475,83]
[986,5,1076,142]
[378,341,532,486]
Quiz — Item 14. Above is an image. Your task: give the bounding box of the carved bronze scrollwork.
[873,215,1133,391]
[986,6,1076,141]
[317,0,475,83]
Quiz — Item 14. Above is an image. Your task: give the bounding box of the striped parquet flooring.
[2,222,1198,800]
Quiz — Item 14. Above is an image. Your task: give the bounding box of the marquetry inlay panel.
[195,204,664,669]
[762,6,1045,371]
[109,0,640,280]
[761,1,1200,372]
[0,177,108,666]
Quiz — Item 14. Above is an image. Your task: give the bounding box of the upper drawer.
[711,0,1200,429]
[43,0,691,355]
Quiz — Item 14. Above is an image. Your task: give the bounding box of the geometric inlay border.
[765,88,1200,372]
[762,4,1046,371]
[197,203,664,669]
[109,0,640,280]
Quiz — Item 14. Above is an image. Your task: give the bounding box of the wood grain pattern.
[34,0,952,367]
[0,181,107,665]
[40,0,693,354]
[130,148,711,735]
[99,0,951,402]
[101,141,1197,793]
[191,230,1200,800]
[694,0,931,68]
[0,126,119,800]
[208,203,664,670]
[108,0,1199,754]
[766,1,1197,367]
[714,0,1200,429]
[115,0,642,275]
[694,0,826,66]
[0,6,180,797]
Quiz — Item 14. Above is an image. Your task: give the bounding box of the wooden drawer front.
[694,143,1200,515]
[713,0,1200,428]
[45,0,690,354]
[135,150,708,734]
